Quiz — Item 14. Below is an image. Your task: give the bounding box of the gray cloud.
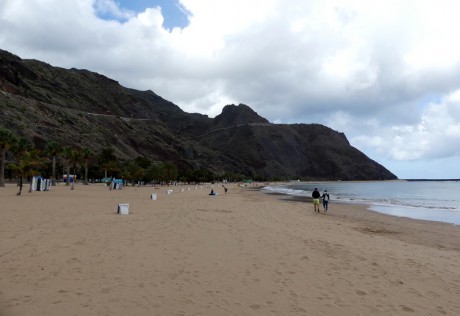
[2,0,460,178]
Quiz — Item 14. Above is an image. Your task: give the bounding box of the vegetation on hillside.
[0,127,248,191]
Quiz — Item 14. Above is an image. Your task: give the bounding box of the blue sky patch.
[416,93,443,111]
[96,0,189,29]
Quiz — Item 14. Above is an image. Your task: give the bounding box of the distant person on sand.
[222,185,228,194]
[312,188,321,212]
[321,190,330,212]
[209,189,217,196]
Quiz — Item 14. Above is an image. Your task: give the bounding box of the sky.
[1,0,460,179]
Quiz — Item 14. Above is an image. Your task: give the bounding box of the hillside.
[0,49,397,180]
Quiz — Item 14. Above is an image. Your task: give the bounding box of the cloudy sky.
[1,0,460,179]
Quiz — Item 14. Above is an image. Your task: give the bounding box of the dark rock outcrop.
[0,49,397,180]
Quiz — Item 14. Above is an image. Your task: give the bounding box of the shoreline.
[1,183,460,315]
[261,181,460,226]
[262,189,460,252]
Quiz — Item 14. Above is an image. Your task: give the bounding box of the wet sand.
[1,183,459,315]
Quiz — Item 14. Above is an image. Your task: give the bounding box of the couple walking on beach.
[312,188,329,213]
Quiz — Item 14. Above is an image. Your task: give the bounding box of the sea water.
[262,181,460,225]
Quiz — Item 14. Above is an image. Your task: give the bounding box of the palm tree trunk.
[84,159,88,185]
[0,148,5,187]
[71,166,75,190]
[66,163,70,186]
[28,176,33,193]
[17,176,23,195]
[51,156,57,186]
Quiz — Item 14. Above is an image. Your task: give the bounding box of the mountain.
[0,49,397,180]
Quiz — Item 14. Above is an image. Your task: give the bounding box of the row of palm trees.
[1,127,249,194]
[0,127,120,194]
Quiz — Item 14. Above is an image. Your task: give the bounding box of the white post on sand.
[151,193,157,200]
[117,203,129,215]
[31,176,37,191]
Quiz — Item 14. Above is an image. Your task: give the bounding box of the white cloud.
[1,0,460,178]
[352,89,460,162]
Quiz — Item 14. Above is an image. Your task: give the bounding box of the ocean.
[262,181,460,225]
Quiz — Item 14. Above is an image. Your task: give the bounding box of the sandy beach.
[1,182,460,316]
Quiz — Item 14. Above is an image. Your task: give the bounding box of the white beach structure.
[117,203,129,215]
[31,176,51,191]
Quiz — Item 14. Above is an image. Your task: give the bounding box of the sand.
[1,182,460,316]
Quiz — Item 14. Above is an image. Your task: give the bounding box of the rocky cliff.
[0,49,396,180]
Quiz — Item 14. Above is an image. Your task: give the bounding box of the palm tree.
[61,146,73,186]
[44,141,62,186]
[10,137,38,195]
[68,147,81,190]
[0,128,16,187]
[122,160,145,186]
[98,146,117,180]
[162,161,178,185]
[25,149,43,193]
[81,147,92,185]
[146,163,163,185]
[105,160,119,183]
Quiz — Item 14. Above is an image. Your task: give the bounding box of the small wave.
[263,182,460,225]
[262,185,460,212]
[262,186,309,197]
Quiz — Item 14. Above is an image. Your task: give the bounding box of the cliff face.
[0,49,397,180]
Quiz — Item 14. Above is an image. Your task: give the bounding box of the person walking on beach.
[321,190,330,212]
[312,188,321,212]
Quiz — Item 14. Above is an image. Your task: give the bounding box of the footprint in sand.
[400,305,415,312]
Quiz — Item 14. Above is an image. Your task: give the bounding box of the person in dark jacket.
[312,188,321,212]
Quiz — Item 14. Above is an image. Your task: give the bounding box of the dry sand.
[1,182,460,316]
